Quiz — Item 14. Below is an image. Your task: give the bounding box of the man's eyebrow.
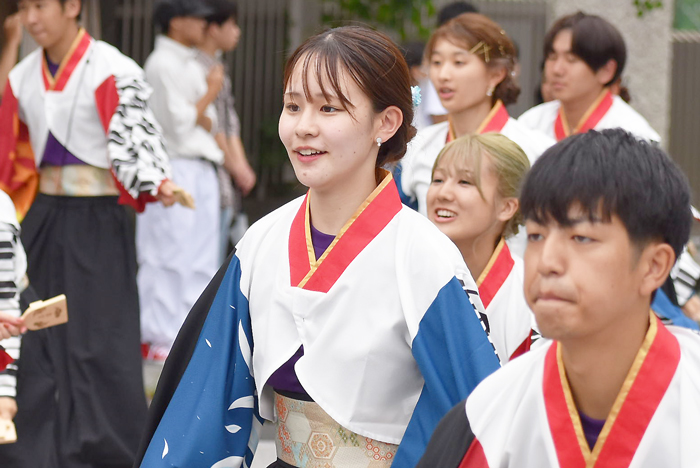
[565,215,602,226]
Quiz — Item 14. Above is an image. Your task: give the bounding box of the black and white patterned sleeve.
[107,74,172,211]
[671,248,700,306]
[0,223,21,398]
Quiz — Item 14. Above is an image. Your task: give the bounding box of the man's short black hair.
[437,2,478,26]
[402,41,425,68]
[521,129,691,260]
[153,0,214,33]
[544,12,626,87]
[204,0,237,25]
[14,0,82,20]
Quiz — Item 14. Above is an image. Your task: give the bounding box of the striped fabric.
[0,223,21,398]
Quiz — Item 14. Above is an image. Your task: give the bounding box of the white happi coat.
[237,173,499,446]
[518,92,661,143]
[477,239,533,364]
[463,315,700,467]
[4,29,171,212]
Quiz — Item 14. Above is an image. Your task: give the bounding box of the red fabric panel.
[458,439,490,468]
[0,347,13,371]
[288,194,312,287]
[543,342,587,468]
[0,81,38,218]
[302,180,402,293]
[95,75,120,135]
[594,318,680,467]
[478,243,515,309]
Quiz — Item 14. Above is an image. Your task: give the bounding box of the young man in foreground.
[417,128,700,467]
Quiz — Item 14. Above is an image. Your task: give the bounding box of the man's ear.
[596,59,617,87]
[638,242,676,297]
[64,0,82,20]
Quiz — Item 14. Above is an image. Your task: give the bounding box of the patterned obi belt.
[40,165,119,197]
[274,392,398,468]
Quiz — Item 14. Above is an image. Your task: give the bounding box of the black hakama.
[0,194,147,468]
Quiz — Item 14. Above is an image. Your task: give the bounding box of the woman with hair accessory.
[427,133,535,363]
[135,25,499,468]
[397,13,553,218]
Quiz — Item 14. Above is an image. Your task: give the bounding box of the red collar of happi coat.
[42,28,92,92]
[446,100,509,143]
[476,238,514,309]
[543,312,680,468]
[554,90,614,142]
[288,171,402,293]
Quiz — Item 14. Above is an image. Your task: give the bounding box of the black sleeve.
[415,399,476,468]
[133,252,234,467]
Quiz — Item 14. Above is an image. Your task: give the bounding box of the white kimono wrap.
[461,315,700,467]
[477,239,533,364]
[3,28,172,213]
[137,173,501,468]
[518,91,661,143]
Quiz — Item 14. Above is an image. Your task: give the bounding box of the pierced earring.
[376,137,382,147]
[486,87,494,97]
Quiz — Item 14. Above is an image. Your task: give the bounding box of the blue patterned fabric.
[139,256,263,468]
[653,288,700,331]
[392,277,500,467]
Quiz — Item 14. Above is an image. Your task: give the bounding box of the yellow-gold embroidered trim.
[476,237,505,287]
[297,170,393,289]
[587,311,657,467]
[42,29,88,90]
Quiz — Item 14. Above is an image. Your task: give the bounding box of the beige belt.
[274,392,398,467]
[39,165,119,196]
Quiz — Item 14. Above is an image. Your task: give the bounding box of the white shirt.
[144,36,223,164]
[518,95,661,143]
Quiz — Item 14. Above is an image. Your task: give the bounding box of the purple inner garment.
[579,411,606,449]
[41,53,85,167]
[266,224,336,396]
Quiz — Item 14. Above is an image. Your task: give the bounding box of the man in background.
[195,0,255,263]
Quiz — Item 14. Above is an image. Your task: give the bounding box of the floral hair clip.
[411,85,422,108]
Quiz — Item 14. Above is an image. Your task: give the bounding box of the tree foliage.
[321,0,436,41]
[633,0,664,16]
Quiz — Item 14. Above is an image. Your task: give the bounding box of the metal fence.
[669,30,700,206]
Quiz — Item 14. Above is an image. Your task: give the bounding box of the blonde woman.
[427,133,533,363]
